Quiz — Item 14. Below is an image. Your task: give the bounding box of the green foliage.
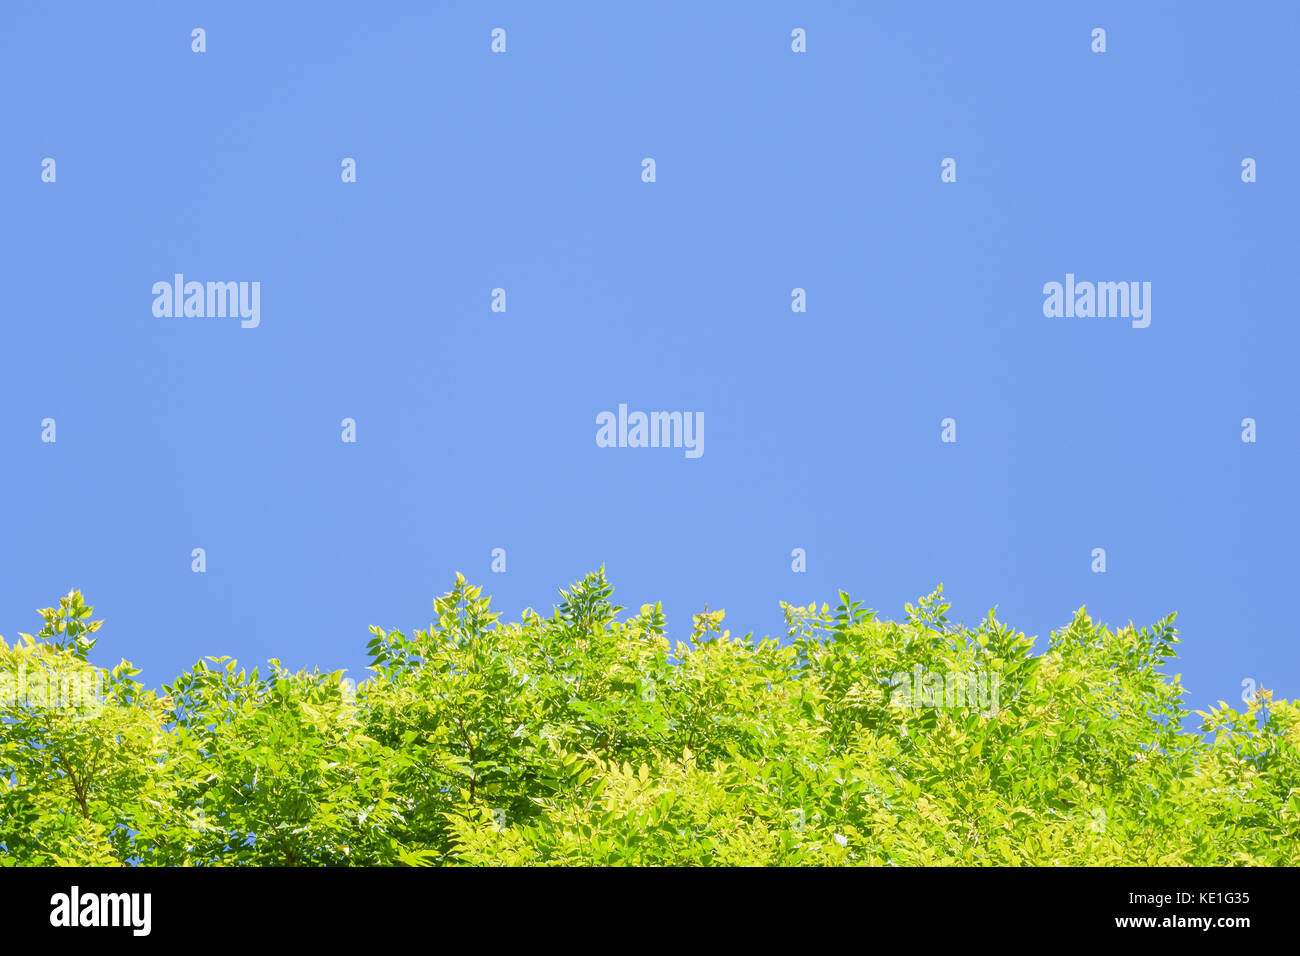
[2,577,1296,866]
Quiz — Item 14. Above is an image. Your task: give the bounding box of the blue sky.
[2,1,1296,714]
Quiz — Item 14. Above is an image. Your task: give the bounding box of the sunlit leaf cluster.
[2,576,1295,865]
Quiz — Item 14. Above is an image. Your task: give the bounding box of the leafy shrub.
[2,574,1296,866]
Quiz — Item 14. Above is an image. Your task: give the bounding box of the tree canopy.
[2,573,1296,866]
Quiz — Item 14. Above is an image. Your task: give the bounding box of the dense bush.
[2,573,1296,866]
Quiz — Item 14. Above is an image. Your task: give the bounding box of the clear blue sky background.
[2,1,1296,714]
